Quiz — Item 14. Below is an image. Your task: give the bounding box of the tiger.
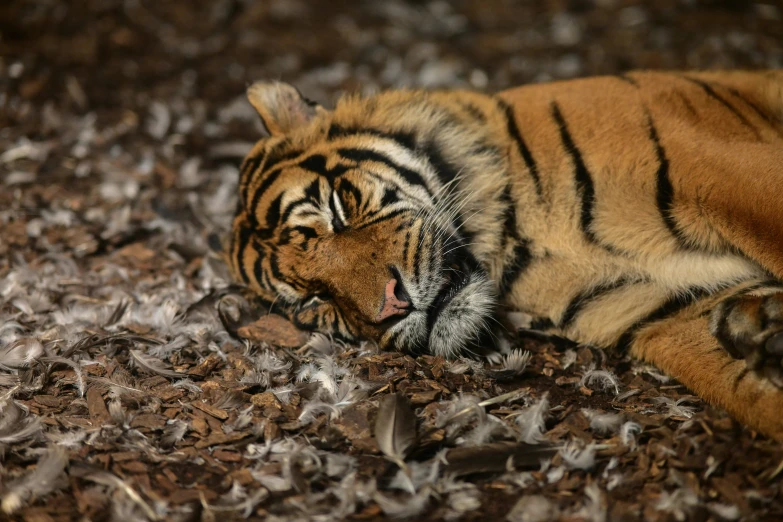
[226,70,783,441]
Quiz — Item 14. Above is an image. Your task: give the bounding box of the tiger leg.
[628,282,783,440]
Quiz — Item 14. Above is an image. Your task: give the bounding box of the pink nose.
[375,278,412,322]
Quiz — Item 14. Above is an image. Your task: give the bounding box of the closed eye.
[330,190,349,232]
[302,292,332,309]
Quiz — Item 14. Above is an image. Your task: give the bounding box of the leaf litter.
[2,1,783,520]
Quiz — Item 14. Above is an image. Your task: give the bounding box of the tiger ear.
[247,81,322,135]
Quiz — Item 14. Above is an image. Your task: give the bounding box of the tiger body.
[229,70,783,440]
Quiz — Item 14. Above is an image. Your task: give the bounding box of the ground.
[1,1,783,521]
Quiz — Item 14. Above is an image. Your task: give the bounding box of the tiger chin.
[228,70,783,441]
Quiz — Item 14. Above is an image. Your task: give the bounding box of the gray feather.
[443,441,559,477]
[1,445,69,514]
[129,349,182,378]
[374,393,417,466]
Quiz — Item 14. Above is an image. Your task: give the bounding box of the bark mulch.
[1,1,782,520]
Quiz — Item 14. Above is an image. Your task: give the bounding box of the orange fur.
[230,71,783,440]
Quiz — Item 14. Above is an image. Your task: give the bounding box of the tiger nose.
[375,277,412,323]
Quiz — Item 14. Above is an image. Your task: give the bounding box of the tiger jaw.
[423,272,499,358]
[380,266,500,358]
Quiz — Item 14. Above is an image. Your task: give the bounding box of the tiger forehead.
[237,87,499,234]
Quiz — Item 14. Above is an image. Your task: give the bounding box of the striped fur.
[228,70,783,439]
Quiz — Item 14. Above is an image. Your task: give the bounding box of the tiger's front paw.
[711,290,783,387]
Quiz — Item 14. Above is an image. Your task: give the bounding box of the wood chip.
[190,401,229,420]
[237,314,310,347]
[194,431,249,449]
[251,391,282,409]
[188,353,223,378]
[34,395,62,408]
[213,449,242,462]
[112,451,142,462]
[409,389,441,405]
[333,401,374,442]
[130,413,168,430]
[114,242,156,263]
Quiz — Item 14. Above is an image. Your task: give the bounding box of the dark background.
[2,0,781,108]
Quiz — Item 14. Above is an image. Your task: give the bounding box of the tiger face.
[228,82,501,357]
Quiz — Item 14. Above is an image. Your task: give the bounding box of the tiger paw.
[711,291,783,387]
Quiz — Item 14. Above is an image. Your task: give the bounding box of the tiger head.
[228,81,512,358]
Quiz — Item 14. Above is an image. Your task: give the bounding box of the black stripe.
[293,311,317,330]
[682,76,761,139]
[722,86,781,129]
[401,229,412,271]
[732,367,750,392]
[530,317,555,330]
[257,148,301,182]
[422,140,459,186]
[498,99,542,196]
[298,154,328,175]
[243,144,299,208]
[646,111,684,244]
[260,264,273,291]
[381,187,399,206]
[337,148,432,195]
[498,182,536,297]
[280,179,323,225]
[248,170,281,227]
[292,226,318,241]
[551,102,597,244]
[413,225,425,283]
[428,232,439,284]
[250,153,348,222]
[234,227,253,283]
[616,287,711,350]
[499,185,517,248]
[268,252,285,286]
[335,309,356,339]
[356,207,409,230]
[303,177,322,203]
[616,74,639,87]
[559,278,631,329]
[287,265,309,290]
[499,242,532,297]
[330,312,343,338]
[673,90,698,117]
[265,194,283,229]
[337,178,363,213]
[239,152,265,204]
[385,329,403,351]
[328,124,418,151]
[280,198,316,226]
[252,252,265,287]
[298,154,351,179]
[458,101,487,122]
[246,147,303,215]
